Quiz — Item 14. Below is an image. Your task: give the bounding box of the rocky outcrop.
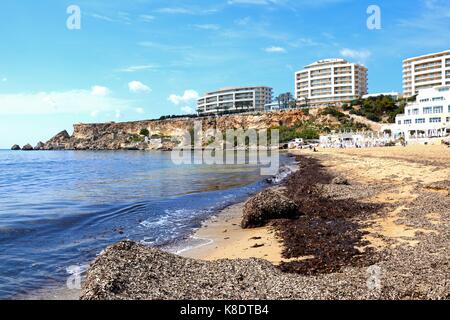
[34,142,45,150]
[68,110,311,151]
[39,108,374,151]
[43,130,70,150]
[11,144,21,151]
[241,188,299,228]
[22,144,33,151]
[36,110,310,151]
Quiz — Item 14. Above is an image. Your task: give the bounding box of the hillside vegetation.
[268,107,372,143]
[343,95,413,123]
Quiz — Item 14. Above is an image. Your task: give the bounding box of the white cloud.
[235,17,251,26]
[193,24,220,30]
[135,107,145,114]
[168,90,200,105]
[139,14,155,22]
[128,81,151,93]
[137,41,192,52]
[115,109,122,119]
[1,77,7,82]
[228,0,276,5]
[156,7,193,14]
[91,85,110,96]
[156,7,219,15]
[90,13,114,22]
[118,11,132,24]
[290,37,321,47]
[264,46,286,53]
[117,64,156,73]
[0,90,130,116]
[228,0,353,9]
[88,12,134,25]
[181,106,195,114]
[340,48,372,61]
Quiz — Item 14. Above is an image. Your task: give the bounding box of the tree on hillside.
[276,92,295,109]
[347,95,405,123]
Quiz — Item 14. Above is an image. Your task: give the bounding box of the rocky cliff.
[41,108,374,151]
[43,110,312,151]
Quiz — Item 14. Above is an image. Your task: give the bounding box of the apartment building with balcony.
[384,85,450,140]
[197,86,273,116]
[294,59,368,107]
[403,50,450,98]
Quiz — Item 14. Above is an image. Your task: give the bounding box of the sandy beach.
[183,144,449,261]
[155,143,450,299]
[179,202,288,264]
[81,143,449,300]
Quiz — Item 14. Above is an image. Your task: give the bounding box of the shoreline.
[181,145,450,267]
[17,157,296,300]
[178,198,286,264]
[126,144,449,299]
[21,144,450,299]
[177,161,300,264]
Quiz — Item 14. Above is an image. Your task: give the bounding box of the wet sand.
[179,199,310,264]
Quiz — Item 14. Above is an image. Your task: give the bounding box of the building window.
[423,107,432,114]
[433,106,443,113]
[430,117,442,123]
[447,117,450,123]
[415,118,426,124]
[404,119,412,124]
[398,121,401,125]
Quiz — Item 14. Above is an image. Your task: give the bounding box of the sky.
[0,0,449,148]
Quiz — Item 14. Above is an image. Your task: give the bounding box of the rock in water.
[11,144,21,150]
[22,144,33,151]
[267,166,293,184]
[34,141,45,150]
[241,189,299,229]
[44,130,71,150]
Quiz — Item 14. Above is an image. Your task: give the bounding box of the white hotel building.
[385,86,450,140]
[403,50,450,98]
[197,86,273,116]
[295,59,368,107]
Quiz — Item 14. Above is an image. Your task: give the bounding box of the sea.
[0,150,293,299]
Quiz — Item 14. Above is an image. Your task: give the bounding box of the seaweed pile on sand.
[274,156,382,275]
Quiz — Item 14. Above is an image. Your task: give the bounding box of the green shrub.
[298,127,319,140]
[130,135,145,143]
[352,95,404,123]
[320,106,346,119]
[139,128,150,137]
[365,113,381,122]
[342,103,353,111]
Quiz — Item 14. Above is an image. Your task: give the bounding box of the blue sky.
[0,0,449,148]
